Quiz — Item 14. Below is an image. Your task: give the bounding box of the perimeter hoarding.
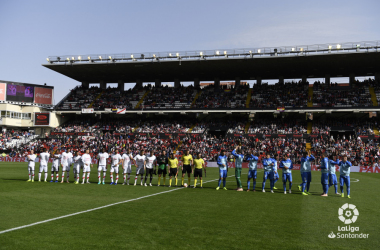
[34,113,50,126]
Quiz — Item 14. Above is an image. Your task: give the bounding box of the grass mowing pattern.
[0,163,379,249]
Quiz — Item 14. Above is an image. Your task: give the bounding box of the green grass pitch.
[0,163,379,249]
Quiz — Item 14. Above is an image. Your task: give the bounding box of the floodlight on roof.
[328,45,332,50]
[131,54,134,58]
[216,51,220,55]
[356,44,361,48]
[337,44,341,49]
[223,51,227,55]
[46,58,50,62]
[66,57,70,61]
[257,49,261,53]
[71,57,75,60]
[291,48,295,52]
[200,52,203,56]
[99,56,102,60]
[300,48,304,51]
[78,56,81,60]
[87,56,91,60]
[176,53,179,57]
[108,56,112,60]
[169,53,172,57]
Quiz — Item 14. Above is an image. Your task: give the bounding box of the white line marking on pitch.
[0,174,235,235]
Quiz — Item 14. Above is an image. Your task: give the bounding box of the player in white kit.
[67,148,73,183]
[26,150,37,182]
[110,149,122,185]
[50,152,61,182]
[81,149,93,184]
[121,148,133,185]
[73,151,82,184]
[144,150,156,186]
[60,149,70,183]
[134,150,147,186]
[38,148,50,182]
[97,148,109,185]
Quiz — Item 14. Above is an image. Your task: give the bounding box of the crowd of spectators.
[311,119,377,135]
[193,84,248,109]
[0,130,35,150]
[7,129,380,167]
[142,85,196,109]
[249,81,308,109]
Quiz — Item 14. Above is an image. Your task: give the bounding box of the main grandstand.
[2,41,380,166]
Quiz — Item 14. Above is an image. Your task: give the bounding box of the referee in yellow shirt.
[181,150,193,187]
[193,153,205,188]
[168,153,179,187]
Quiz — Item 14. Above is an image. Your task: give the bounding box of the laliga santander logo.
[338,203,359,224]
[36,93,51,99]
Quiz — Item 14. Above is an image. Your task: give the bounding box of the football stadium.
[1,1,379,249]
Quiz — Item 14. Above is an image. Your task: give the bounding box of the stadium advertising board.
[6,83,34,102]
[81,108,94,113]
[50,132,93,136]
[34,113,50,126]
[0,83,6,101]
[34,87,53,105]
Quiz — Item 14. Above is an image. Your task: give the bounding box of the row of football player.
[217,146,352,198]
[25,148,206,187]
[26,146,353,196]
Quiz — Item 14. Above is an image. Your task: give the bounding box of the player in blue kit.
[318,152,329,197]
[246,150,259,192]
[272,154,279,189]
[299,151,315,195]
[216,149,228,190]
[279,153,293,194]
[269,154,278,193]
[328,155,340,195]
[262,153,274,193]
[231,146,244,191]
[338,155,352,198]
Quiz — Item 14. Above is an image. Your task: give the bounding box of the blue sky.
[0,0,379,103]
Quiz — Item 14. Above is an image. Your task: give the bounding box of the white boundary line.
[0,174,235,235]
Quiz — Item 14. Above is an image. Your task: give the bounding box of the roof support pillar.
[279,76,284,84]
[155,79,161,88]
[100,80,106,90]
[302,75,307,83]
[325,74,330,85]
[235,77,241,89]
[174,79,181,88]
[194,78,200,88]
[118,80,124,91]
[136,79,143,89]
[256,77,262,85]
[214,78,220,88]
[349,73,355,87]
[82,82,89,89]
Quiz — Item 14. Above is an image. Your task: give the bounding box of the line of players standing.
[26,148,206,188]
[25,145,352,197]
[219,146,352,198]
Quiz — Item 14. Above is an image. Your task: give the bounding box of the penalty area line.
[0,174,235,235]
